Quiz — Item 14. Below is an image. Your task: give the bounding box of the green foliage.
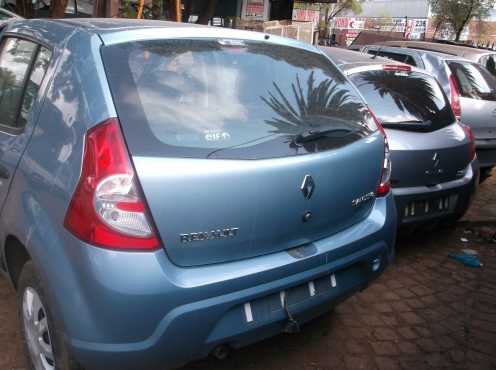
[429,0,496,40]
[321,0,364,21]
[349,0,363,15]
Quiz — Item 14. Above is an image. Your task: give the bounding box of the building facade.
[190,0,496,45]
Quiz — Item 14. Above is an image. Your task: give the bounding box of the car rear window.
[102,39,374,159]
[366,50,417,66]
[349,69,455,132]
[448,61,496,101]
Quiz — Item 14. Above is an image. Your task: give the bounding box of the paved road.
[1,174,495,370]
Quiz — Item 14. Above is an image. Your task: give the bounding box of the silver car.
[320,47,479,226]
[362,44,496,179]
[376,40,496,74]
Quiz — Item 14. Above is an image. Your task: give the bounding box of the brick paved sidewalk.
[1,173,495,370]
[463,174,496,222]
[182,226,496,370]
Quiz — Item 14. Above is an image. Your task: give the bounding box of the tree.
[318,0,363,41]
[429,11,450,38]
[429,0,496,41]
[93,0,119,18]
[324,0,363,21]
[197,0,218,25]
[152,0,162,19]
[16,0,33,18]
[50,0,69,18]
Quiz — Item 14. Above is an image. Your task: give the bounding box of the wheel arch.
[4,235,31,289]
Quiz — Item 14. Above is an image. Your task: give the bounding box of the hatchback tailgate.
[133,135,384,266]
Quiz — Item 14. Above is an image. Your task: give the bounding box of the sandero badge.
[180,227,240,243]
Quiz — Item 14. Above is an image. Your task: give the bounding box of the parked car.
[0,19,396,370]
[320,47,479,226]
[362,44,496,180]
[376,40,496,75]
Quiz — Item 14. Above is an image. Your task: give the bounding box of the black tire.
[17,261,83,370]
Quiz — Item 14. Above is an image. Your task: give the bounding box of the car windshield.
[349,69,455,132]
[102,39,374,159]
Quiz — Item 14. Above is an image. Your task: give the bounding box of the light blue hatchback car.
[0,19,396,370]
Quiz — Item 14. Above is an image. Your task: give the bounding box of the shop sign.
[292,2,321,27]
[333,17,365,30]
[242,0,268,21]
[332,16,427,40]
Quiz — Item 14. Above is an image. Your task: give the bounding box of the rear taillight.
[368,109,391,197]
[460,122,476,161]
[376,139,392,197]
[64,118,160,250]
[449,74,462,120]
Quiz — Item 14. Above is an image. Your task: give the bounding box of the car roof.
[320,46,398,68]
[379,40,495,60]
[4,18,318,54]
[57,17,201,32]
[320,46,448,81]
[320,46,421,73]
[364,44,473,63]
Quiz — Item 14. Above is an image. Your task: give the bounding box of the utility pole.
[175,0,181,21]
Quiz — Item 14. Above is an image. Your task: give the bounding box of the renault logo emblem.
[300,175,315,200]
[425,152,443,176]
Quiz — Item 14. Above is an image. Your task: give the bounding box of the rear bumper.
[52,196,396,370]
[475,139,496,168]
[393,160,479,225]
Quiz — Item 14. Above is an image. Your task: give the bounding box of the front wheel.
[17,261,82,370]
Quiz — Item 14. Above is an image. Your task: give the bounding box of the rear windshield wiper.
[294,128,358,143]
[381,120,432,129]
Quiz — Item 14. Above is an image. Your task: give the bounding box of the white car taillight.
[377,139,392,197]
[94,174,154,238]
[459,122,476,162]
[366,108,391,197]
[449,74,462,121]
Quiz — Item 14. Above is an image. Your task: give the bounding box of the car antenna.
[371,45,383,59]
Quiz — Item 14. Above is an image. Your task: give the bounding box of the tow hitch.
[280,291,300,334]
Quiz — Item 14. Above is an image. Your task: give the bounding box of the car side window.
[401,55,417,66]
[448,61,496,101]
[484,55,496,76]
[0,38,51,132]
[18,47,52,127]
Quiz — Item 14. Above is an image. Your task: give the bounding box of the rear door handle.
[0,164,10,179]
